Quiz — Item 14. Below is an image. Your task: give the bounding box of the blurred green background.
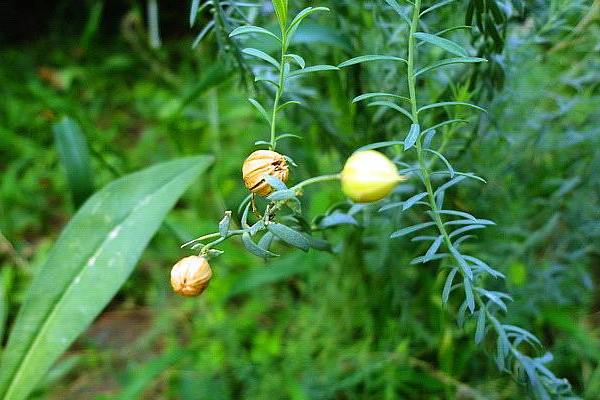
[0,0,599,399]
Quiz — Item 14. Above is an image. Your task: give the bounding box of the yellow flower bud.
[242,150,289,196]
[170,255,212,297]
[340,150,406,203]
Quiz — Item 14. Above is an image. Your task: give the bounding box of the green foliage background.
[0,0,599,399]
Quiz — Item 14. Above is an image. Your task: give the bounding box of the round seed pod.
[340,150,406,203]
[170,255,212,297]
[242,150,290,196]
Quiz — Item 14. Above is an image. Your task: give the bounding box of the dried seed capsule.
[340,150,406,203]
[242,150,290,196]
[170,255,212,297]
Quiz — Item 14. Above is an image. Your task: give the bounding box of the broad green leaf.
[368,101,414,122]
[418,101,486,114]
[338,55,407,68]
[0,155,212,400]
[352,92,410,104]
[229,25,281,42]
[415,57,486,77]
[267,223,311,251]
[286,7,329,36]
[420,0,458,17]
[287,65,338,78]
[242,48,281,69]
[248,98,271,125]
[413,32,468,57]
[404,123,420,150]
[383,0,411,24]
[53,117,94,208]
[284,54,305,69]
[391,222,436,238]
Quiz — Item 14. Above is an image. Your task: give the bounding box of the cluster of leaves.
[330,0,581,398]
[184,0,345,259]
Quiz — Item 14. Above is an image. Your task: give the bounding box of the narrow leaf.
[266,189,297,201]
[0,156,213,400]
[424,235,444,262]
[317,211,359,229]
[242,48,280,69]
[475,309,486,344]
[267,223,311,251]
[218,211,232,237]
[383,0,411,24]
[368,101,414,122]
[425,149,454,177]
[229,25,281,42]
[286,7,330,36]
[464,276,475,313]
[276,101,301,113]
[415,57,486,77]
[414,32,468,57]
[355,140,405,152]
[420,0,458,16]
[391,222,436,238]
[190,0,201,27]
[449,224,486,238]
[284,54,305,69]
[242,232,279,258]
[248,98,271,125]
[287,65,339,78]
[263,175,287,191]
[404,123,420,150]
[53,117,94,208]
[192,20,215,48]
[352,92,410,103]
[338,55,407,68]
[418,101,486,114]
[442,267,459,303]
[403,192,429,211]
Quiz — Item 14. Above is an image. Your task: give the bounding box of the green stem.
[406,0,522,369]
[270,31,288,150]
[292,173,341,191]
